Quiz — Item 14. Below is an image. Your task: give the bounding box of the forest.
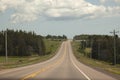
[0,29,45,56]
[73,35,120,64]
[46,34,67,40]
[0,30,67,57]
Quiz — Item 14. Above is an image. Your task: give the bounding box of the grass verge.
[0,39,62,70]
[71,41,120,75]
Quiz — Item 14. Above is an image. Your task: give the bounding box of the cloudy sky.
[0,0,120,38]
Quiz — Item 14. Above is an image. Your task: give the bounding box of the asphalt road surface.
[0,41,117,80]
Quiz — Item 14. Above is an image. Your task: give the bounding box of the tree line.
[73,35,120,64]
[46,34,67,40]
[0,30,45,56]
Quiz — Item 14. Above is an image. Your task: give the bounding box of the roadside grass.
[0,39,62,70]
[44,39,61,55]
[71,41,120,75]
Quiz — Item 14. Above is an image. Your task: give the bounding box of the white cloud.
[114,0,120,3]
[0,0,120,23]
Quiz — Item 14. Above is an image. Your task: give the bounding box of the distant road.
[0,41,117,80]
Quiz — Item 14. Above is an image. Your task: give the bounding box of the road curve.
[0,41,117,80]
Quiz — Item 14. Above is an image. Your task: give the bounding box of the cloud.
[0,0,120,23]
[114,0,120,3]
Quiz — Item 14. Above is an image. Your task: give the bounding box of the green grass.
[71,41,120,75]
[0,39,62,70]
[44,39,61,54]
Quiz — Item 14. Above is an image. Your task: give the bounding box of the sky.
[0,0,120,39]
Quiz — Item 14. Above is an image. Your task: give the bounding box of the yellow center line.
[21,43,67,80]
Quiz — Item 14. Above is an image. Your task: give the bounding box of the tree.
[73,34,120,64]
[0,29,46,56]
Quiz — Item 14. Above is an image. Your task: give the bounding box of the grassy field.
[71,41,120,75]
[44,39,61,55]
[0,39,62,70]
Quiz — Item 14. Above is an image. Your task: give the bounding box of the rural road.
[0,41,117,80]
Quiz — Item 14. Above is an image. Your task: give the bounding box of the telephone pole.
[90,39,93,58]
[110,30,119,65]
[98,42,101,60]
[5,29,8,63]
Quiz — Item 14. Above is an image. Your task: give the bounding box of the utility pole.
[5,29,8,63]
[90,39,93,58]
[110,30,119,65]
[98,42,101,60]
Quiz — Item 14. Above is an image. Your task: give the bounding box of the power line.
[110,30,119,65]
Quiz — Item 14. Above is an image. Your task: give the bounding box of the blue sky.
[0,0,120,38]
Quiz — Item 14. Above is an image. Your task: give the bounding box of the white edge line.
[71,58,91,80]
